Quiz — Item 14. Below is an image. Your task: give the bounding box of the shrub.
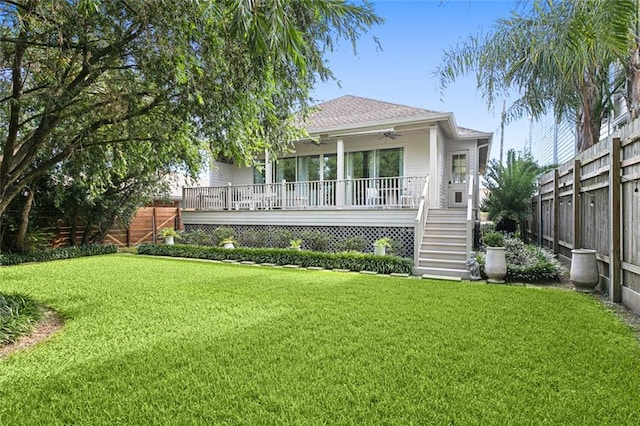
[477,236,562,282]
[138,243,413,275]
[238,230,268,248]
[0,244,117,266]
[300,231,330,252]
[211,226,236,246]
[483,232,504,247]
[270,229,295,248]
[180,229,215,246]
[0,293,44,345]
[335,236,367,252]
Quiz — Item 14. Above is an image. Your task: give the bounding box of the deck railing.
[183,176,428,211]
[413,176,431,267]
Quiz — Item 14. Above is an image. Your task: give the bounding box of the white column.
[336,139,345,207]
[264,149,272,185]
[429,127,439,208]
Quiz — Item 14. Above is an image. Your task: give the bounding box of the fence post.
[572,159,581,251]
[553,169,560,254]
[537,179,543,246]
[610,137,622,302]
[152,207,157,244]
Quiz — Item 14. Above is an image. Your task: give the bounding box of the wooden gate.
[104,207,182,247]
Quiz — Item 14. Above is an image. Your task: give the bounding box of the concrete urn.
[163,236,174,245]
[485,247,507,283]
[570,249,599,292]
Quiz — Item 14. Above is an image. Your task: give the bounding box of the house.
[182,95,492,278]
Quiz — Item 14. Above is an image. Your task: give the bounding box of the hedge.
[0,244,118,266]
[138,244,414,275]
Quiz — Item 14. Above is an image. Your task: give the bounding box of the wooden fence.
[53,207,182,248]
[528,119,640,313]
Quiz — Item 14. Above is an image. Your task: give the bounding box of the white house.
[182,95,492,278]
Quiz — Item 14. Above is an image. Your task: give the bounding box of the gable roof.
[305,95,444,133]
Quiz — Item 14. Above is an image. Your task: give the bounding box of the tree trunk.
[628,43,640,120]
[68,211,78,246]
[81,222,93,246]
[15,188,35,253]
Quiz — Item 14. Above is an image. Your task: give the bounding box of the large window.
[273,154,336,182]
[346,148,403,179]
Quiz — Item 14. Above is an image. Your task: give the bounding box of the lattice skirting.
[185,223,415,258]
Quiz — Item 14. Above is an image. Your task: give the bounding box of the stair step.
[414,266,469,279]
[418,258,467,269]
[421,241,467,249]
[425,227,467,235]
[419,250,467,260]
[422,234,467,243]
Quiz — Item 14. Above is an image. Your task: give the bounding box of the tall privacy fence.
[52,206,182,248]
[527,119,640,311]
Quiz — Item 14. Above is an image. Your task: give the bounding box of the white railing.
[413,176,431,266]
[183,176,427,211]
[466,173,475,255]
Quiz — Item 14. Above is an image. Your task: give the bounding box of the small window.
[253,160,266,184]
[455,191,463,203]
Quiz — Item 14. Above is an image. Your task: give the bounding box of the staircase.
[414,209,470,280]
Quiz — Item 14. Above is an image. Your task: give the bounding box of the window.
[346,148,404,179]
[253,160,266,184]
[275,157,296,182]
[451,153,467,184]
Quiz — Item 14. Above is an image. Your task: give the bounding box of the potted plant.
[159,228,180,245]
[289,239,302,251]
[373,237,391,256]
[219,237,237,249]
[483,232,506,283]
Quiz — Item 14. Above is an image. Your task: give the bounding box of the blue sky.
[311,0,529,161]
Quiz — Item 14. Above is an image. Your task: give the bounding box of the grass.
[1,254,639,424]
[0,293,44,345]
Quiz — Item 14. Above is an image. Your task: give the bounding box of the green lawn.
[1,254,639,424]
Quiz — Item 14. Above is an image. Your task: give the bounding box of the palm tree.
[436,0,636,152]
[482,150,542,239]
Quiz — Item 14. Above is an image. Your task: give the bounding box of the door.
[448,150,469,208]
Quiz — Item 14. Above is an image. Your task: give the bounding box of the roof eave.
[304,113,453,138]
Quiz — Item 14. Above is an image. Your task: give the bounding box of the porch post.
[429,126,439,208]
[337,138,345,207]
[264,149,272,185]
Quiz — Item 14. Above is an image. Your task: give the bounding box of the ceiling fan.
[379,131,402,140]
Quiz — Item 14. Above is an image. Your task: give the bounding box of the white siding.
[211,162,234,186]
[438,128,447,208]
[183,209,417,227]
[214,129,432,186]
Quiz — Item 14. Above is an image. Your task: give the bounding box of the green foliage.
[0,293,44,345]
[483,232,504,248]
[335,236,367,252]
[300,231,330,252]
[211,227,237,246]
[436,0,636,152]
[159,228,180,238]
[270,229,295,248]
[237,230,269,248]
[0,0,382,219]
[477,236,562,282]
[289,239,303,250]
[482,150,542,237]
[179,229,216,246]
[138,244,413,275]
[374,237,391,247]
[0,245,117,266]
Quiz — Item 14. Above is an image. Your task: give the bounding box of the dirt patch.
[0,309,64,359]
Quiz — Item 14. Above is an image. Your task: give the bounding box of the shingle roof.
[304,95,444,133]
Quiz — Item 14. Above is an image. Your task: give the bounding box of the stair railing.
[413,176,431,267]
[466,173,475,255]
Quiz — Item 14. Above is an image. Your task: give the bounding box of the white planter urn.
[223,242,235,249]
[373,245,386,256]
[163,236,174,245]
[485,247,507,283]
[570,249,599,293]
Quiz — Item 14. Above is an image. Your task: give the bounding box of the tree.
[482,150,542,239]
[436,0,635,153]
[0,0,382,223]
